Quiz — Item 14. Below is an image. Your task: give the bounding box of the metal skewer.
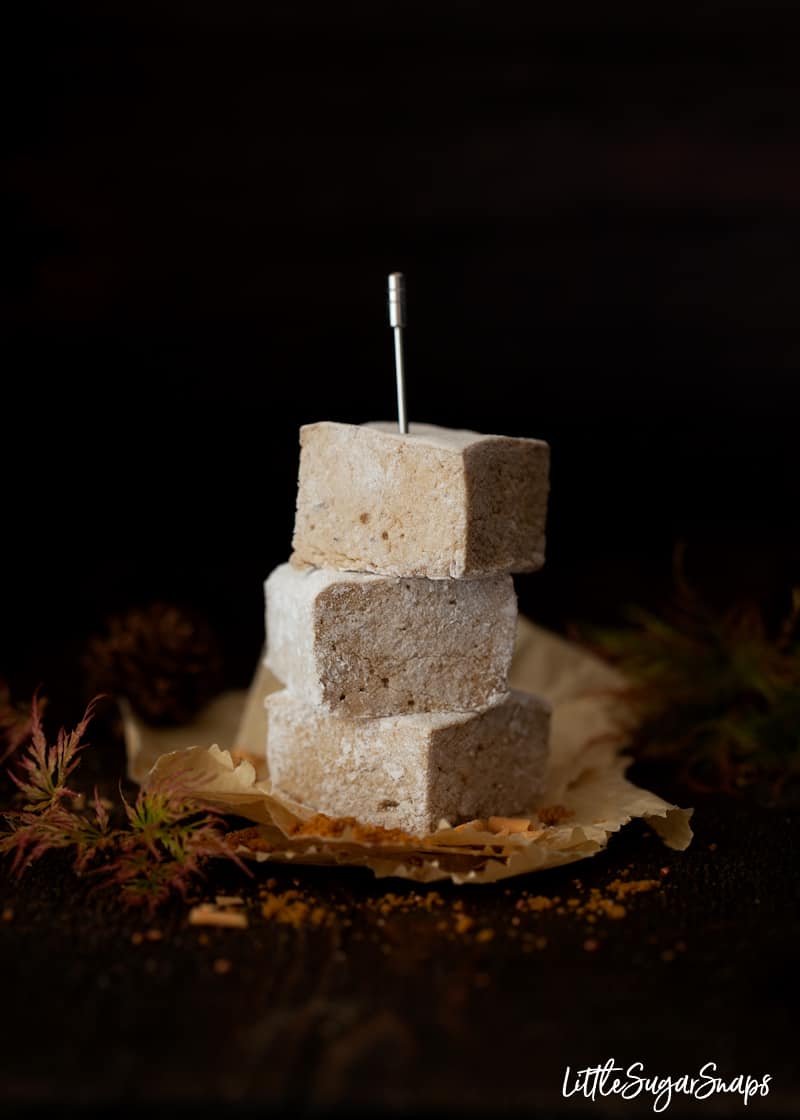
[388,272,408,434]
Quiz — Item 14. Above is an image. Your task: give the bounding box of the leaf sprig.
[1,696,248,912]
[10,694,94,810]
[585,550,800,793]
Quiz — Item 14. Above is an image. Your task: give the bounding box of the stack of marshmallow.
[264,420,552,836]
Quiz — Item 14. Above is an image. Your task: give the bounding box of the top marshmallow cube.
[291,421,550,578]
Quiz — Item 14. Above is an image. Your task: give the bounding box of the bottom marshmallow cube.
[265,689,550,835]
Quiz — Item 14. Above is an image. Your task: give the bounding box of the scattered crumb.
[607,878,660,900]
[536,805,574,826]
[286,813,417,846]
[365,891,445,918]
[130,931,144,945]
[675,940,688,952]
[261,890,334,928]
[511,877,660,926]
[213,957,232,975]
[585,897,626,920]
[145,928,163,942]
[2,907,14,923]
[516,895,554,912]
[661,948,676,962]
[708,843,718,851]
[171,847,664,950]
[189,903,248,929]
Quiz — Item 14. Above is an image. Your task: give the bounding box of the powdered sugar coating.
[266,689,551,834]
[265,562,517,717]
[291,421,549,578]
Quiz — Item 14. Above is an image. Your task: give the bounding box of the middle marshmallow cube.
[266,562,517,718]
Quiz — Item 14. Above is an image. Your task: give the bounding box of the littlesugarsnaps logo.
[562,1060,771,1112]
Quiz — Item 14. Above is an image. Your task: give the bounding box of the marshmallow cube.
[266,689,551,835]
[266,562,517,717]
[291,421,550,579]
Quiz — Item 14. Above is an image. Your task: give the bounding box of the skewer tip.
[388,272,406,328]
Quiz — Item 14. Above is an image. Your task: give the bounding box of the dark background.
[2,8,800,1117]
[3,2,799,700]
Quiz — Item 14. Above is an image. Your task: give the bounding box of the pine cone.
[84,603,224,726]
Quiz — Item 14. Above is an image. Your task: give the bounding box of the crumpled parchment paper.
[122,617,693,884]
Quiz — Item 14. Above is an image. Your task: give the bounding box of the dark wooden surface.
[1,735,798,1118]
[2,5,799,1116]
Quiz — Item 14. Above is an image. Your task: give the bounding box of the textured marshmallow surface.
[291,421,550,578]
[266,689,551,835]
[265,562,517,717]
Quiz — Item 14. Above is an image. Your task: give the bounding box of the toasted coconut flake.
[188,903,248,929]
